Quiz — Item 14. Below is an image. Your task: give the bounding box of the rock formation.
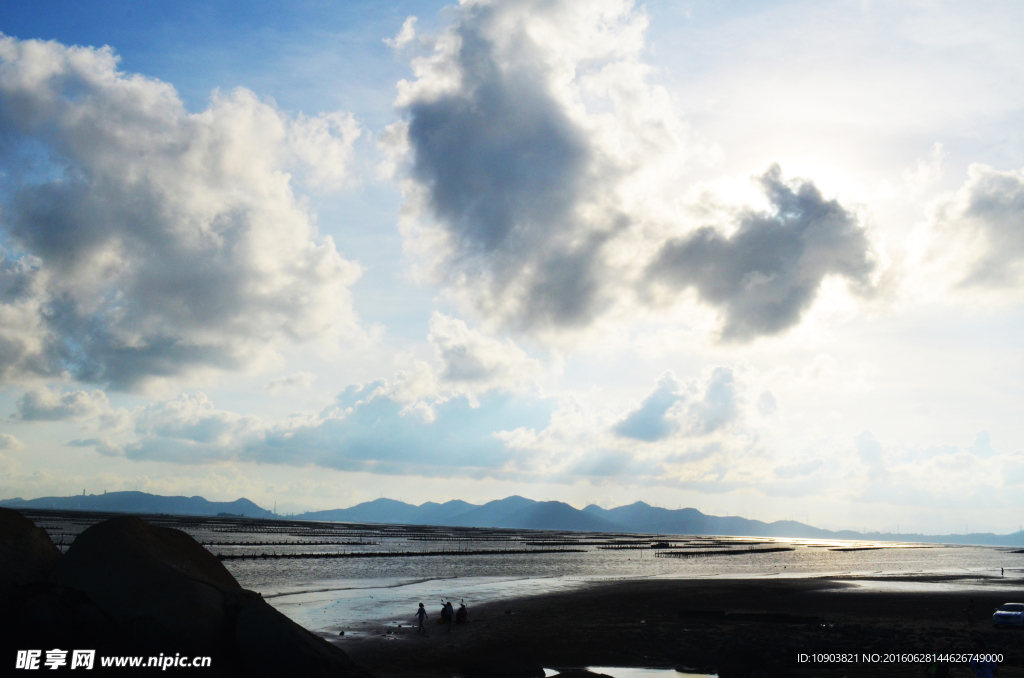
[0,508,373,677]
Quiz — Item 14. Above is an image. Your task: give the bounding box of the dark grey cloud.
[399,3,617,329]
[407,29,590,257]
[647,165,875,340]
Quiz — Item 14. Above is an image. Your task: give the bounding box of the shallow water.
[586,669,715,678]
[543,669,716,678]
[231,536,1023,633]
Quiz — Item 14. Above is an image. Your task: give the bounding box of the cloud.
[927,163,1024,288]
[287,112,362,190]
[0,35,363,389]
[124,393,260,463]
[389,2,876,340]
[263,372,317,394]
[855,430,887,480]
[903,142,946,196]
[385,16,418,51]
[613,372,682,441]
[13,387,111,421]
[689,367,740,434]
[756,391,778,416]
[390,0,667,331]
[614,367,740,442]
[774,458,824,479]
[969,431,995,459]
[645,165,876,340]
[428,313,542,390]
[0,433,23,449]
[246,387,555,477]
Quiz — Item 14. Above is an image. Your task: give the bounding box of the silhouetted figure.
[415,602,428,634]
[456,601,468,624]
[444,601,455,633]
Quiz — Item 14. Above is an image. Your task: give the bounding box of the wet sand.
[333,575,1024,678]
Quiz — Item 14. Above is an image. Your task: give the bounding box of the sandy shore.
[331,575,1024,678]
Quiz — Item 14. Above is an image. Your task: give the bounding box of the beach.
[334,576,1024,678]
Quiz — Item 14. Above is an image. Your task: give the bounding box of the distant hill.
[5,490,1024,546]
[583,503,837,538]
[495,501,619,532]
[0,491,273,518]
[300,498,477,525]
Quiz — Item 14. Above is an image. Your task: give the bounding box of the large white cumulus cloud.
[924,163,1024,290]
[0,35,363,389]
[387,0,876,339]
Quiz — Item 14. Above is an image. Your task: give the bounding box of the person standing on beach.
[416,603,428,634]
[444,600,455,633]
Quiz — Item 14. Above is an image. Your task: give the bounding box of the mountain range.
[0,491,273,518]
[4,491,1023,546]
[298,496,1024,545]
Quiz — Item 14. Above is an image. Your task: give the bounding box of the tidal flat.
[22,510,1024,677]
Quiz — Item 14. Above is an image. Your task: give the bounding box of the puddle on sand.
[544,669,716,678]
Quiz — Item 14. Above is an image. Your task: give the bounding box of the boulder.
[0,507,61,598]
[41,515,375,675]
[48,516,244,654]
[234,597,375,678]
[461,656,547,678]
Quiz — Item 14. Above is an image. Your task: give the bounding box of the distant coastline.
[4,490,1023,546]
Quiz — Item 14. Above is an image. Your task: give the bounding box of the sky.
[1,0,1023,534]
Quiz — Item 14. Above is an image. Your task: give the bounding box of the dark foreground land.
[1,508,373,677]
[339,577,1024,678]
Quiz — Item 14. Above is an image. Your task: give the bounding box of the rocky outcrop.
[0,507,61,597]
[235,596,374,677]
[49,516,244,654]
[1,511,374,677]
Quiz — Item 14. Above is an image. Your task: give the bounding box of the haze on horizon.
[1,0,1023,535]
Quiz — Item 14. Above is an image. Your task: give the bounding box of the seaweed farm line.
[15,508,1023,633]
[216,547,586,561]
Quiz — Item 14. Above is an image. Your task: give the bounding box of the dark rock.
[19,584,118,648]
[0,507,61,597]
[0,514,376,676]
[234,597,374,677]
[48,516,243,653]
[461,656,546,678]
